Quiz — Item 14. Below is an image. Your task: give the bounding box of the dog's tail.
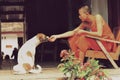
[29,65,42,74]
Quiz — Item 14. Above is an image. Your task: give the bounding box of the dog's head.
[37,33,49,43]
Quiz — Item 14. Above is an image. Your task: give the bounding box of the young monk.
[49,5,116,63]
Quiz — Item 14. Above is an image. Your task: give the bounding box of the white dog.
[13,33,48,74]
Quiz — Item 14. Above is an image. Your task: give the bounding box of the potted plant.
[57,49,112,80]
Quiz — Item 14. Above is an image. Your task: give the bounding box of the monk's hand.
[48,35,57,42]
[76,29,84,35]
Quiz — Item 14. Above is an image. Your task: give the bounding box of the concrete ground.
[0,60,120,80]
[0,68,120,80]
[0,60,64,80]
[0,68,64,80]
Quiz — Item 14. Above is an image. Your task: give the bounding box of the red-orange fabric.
[68,19,116,59]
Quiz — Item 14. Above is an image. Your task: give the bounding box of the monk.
[49,5,116,63]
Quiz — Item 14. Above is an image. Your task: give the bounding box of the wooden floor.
[0,60,120,80]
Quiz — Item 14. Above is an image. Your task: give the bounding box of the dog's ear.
[37,33,48,42]
[37,33,45,39]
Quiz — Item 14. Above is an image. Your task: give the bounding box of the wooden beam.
[86,35,120,44]
[96,40,119,69]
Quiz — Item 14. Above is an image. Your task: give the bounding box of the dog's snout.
[44,36,49,42]
[45,36,49,39]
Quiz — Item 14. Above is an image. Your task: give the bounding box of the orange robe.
[68,19,116,58]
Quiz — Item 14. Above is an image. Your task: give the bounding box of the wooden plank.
[85,50,119,60]
[86,35,120,44]
[96,40,119,69]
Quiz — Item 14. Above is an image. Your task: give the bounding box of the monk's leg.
[78,50,85,63]
[68,35,88,62]
[74,35,88,63]
[68,35,95,63]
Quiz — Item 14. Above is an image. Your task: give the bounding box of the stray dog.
[13,33,48,74]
